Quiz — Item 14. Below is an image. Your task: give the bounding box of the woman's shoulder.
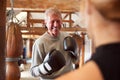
[78,61,104,80]
[56,61,103,80]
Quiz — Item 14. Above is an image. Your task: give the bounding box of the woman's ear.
[85,0,92,15]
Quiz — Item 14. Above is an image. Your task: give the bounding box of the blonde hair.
[91,0,120,21]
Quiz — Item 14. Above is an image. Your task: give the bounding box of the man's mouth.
[52,27,58,30]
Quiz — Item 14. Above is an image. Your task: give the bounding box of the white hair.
[44,7,62,21]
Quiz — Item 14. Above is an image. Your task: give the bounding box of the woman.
[56,0,120,80]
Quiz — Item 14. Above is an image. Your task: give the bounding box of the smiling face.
[45,14,62,37]
[45,8,62,37]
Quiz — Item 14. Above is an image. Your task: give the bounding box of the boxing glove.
[38,49,66,75]
[63,36,78,62]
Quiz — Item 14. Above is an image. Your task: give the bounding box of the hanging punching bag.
[6,22,23,57]
[6,22,23,80]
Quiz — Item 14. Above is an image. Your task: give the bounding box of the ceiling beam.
[7,0,80,11]
[20,27,86,35]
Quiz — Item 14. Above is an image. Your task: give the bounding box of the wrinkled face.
[45,13,62,37]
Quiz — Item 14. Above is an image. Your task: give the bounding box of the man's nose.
[54,21,59,26]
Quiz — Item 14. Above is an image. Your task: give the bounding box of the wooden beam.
[22,9,75,13]
[6,0,80,11]
[23,9,75,28]
[20,27,87,35]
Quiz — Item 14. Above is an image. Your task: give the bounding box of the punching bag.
[6,22,23,80]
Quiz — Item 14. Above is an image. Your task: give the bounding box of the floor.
[20,63,39,80]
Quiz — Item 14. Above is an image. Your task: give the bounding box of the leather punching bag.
[6,22,23,80]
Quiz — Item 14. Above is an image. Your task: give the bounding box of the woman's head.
[85,0,120,47]
[91,0,120,21]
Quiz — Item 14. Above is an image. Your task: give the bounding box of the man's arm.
[30,42,43,77]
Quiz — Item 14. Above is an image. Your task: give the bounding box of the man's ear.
[44,25,47,28]
[43,23,47,28]
[43,21,47,28]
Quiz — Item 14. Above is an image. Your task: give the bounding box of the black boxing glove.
[38,49,66,75]
[63,36,78,63]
